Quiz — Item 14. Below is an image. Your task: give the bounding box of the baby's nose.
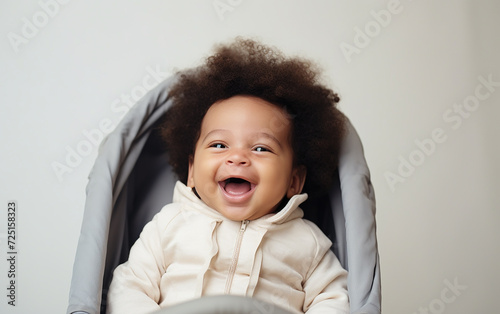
[226,150,250,166]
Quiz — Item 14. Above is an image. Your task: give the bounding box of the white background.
[1,1,499,313]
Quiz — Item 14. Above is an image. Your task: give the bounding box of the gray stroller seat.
[66,75,381,314]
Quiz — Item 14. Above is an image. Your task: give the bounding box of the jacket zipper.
[224,220,249,294]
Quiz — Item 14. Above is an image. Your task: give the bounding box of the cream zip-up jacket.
[107,182,349,314]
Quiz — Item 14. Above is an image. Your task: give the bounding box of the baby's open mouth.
[220,178,253,196]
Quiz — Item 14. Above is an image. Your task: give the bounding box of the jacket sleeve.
[302,223,350,314]
[106,206,179,314]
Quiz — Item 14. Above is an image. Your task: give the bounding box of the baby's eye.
[211,143,226,149]
[254,146,270,152]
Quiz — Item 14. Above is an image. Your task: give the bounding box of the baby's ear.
[287,165,307,198]
[187,155,195,188]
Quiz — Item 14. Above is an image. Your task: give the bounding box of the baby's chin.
[212,202,279,221]
[215,207,258,221]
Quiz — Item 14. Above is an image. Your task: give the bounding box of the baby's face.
[187,95,306,221]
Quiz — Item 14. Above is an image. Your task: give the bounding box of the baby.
[107,38,349,314]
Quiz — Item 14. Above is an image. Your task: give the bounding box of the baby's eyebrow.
[202,129,229,143]
[254,132,282,149]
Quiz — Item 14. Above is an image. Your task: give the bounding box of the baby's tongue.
[225,181,251,195]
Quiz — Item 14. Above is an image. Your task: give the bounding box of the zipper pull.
[240,220,249,232]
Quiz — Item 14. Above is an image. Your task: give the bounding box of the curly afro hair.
[160,38,346,197]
